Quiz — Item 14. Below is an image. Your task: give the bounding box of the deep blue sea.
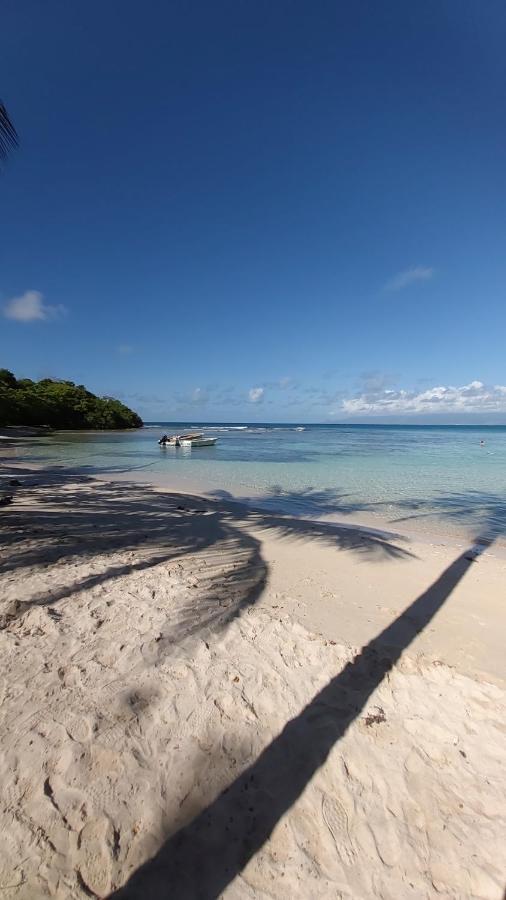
[8,422,506,544]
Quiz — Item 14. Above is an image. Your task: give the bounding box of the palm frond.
[0,101,19,162]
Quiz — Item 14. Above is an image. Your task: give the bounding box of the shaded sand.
[0,473,505,898]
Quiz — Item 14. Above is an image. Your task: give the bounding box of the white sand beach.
[0,471,505,898]
[4,0,506,895]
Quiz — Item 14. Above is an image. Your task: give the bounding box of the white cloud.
[3,291,67,322]
[248,386,264,403]
[191,387,209,404]
[2,290,67,322]
[342,381,506,415]
[383,266,434,292]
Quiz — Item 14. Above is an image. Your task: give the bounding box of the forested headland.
[0,369,142,430]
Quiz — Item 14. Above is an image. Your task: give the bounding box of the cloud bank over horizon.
[113,377,506,423]
[341,381,506,416]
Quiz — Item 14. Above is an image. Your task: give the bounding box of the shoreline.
[2,463,505,684]
[2,419,506,561]
[3,454,505,560]
[119,468,506,559]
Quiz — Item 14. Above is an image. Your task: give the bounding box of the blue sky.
[1,0,505,423]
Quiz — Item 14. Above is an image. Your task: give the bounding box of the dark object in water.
[0,495,14,506]
[9,479,22,486]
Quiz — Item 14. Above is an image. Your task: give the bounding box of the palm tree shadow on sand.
[112,541,483,899]
[382,488,506,549]
[3,472,500,897]
[0,473,413,639]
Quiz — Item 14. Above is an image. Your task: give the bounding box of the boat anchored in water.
[158,431,202,446]
[158,432,217,448]
[180,437,217,448]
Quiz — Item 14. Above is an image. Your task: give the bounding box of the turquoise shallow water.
[7,422,506,543]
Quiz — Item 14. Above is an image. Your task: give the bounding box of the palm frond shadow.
[212,485,415,561]
[1,474,413,644]
[2,471,483,898]
[381,489,506,547]
[0,100,18,163]
[211,484,374,517]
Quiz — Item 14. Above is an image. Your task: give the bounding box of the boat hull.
[179,438,217,448]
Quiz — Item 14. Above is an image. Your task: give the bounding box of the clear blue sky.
[1,0,505,422]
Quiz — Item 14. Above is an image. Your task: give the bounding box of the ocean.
[7,422,506,545]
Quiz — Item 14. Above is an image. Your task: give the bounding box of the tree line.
[0,369,143,430]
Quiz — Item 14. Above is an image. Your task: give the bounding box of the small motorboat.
[179,437,217,448]
[159,432,203,446]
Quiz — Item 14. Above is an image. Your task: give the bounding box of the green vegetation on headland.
[0,369,143,430]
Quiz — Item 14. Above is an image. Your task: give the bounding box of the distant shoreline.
[144,420,506,429]
[0,425,142,442]
[0,425,53,441]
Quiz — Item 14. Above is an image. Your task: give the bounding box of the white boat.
[179,437,217,448]
[159,432,203,446]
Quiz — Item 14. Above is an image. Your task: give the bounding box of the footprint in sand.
[66,716,93,743]
[48,775,89,832]
[366,811,402,867]
[87,775,124,818]
[321,794,356,866]
[97,717,140,750]
[78,818,112,898]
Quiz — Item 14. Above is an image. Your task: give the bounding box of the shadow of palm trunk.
[113,545,480,899]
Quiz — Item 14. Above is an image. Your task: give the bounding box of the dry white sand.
[0,473,504,898]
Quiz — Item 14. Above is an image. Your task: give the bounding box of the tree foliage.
[0,369,143,430]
